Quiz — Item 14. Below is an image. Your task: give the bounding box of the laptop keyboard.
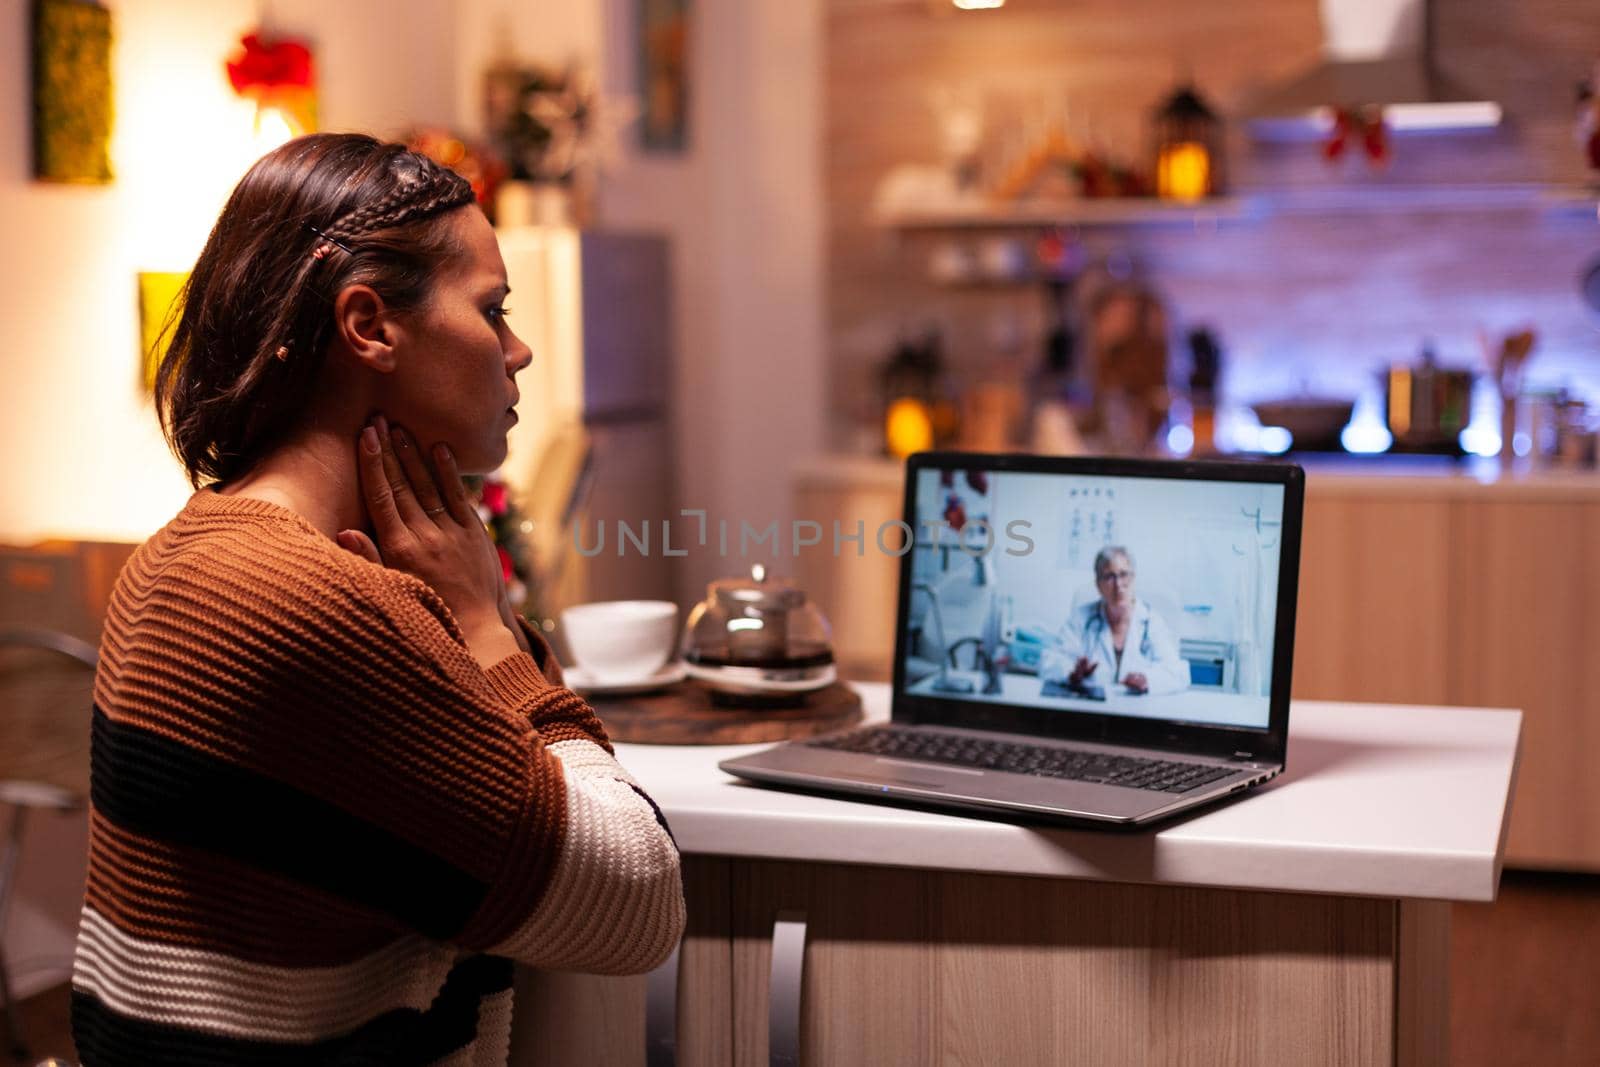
[806,726,1239,794]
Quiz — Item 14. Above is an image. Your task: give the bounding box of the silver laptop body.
[720,452,1304,827]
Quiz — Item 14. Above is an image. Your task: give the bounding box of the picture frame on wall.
[32,0,114,183]
[638,0,689,153]
[138,272,188,393]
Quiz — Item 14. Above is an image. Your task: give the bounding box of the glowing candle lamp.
[1158,141,1211,203]
[1152,84,1223,202]
[886,398,935,458]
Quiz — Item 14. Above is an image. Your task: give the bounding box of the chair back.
[0,629,98,799]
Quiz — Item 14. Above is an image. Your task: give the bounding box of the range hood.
[1245,0,1502,141]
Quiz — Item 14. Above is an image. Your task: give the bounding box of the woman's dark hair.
[154,133,477,487]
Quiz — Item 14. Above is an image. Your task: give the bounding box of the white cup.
[560,600,679,683]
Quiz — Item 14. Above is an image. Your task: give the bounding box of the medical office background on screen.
[902,468,1286,730]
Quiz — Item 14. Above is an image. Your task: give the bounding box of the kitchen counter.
[515,687,1520,1065]
[794,450,1600,499]
[612,683,1521,902]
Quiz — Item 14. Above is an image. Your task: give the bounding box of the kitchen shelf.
[872,197,1256,230]
[1256,182,1599,219]
[873,183,1598,231]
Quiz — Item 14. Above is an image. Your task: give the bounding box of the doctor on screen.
[1039,545,1189,696]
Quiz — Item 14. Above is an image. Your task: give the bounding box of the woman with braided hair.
[71,133,685,1065]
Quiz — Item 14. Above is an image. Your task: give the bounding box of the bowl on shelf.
[1250,397,1355,452]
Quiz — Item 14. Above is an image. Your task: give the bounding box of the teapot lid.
[709,563,806,611]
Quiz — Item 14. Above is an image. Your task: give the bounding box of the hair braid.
[325,159,474,245]
[323,180,422,242]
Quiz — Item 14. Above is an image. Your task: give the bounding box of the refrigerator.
[496,227,680,619]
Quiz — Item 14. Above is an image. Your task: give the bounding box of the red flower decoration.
[481,480,508,516]
[1323,106,1389,168]
[226,33,314,96]
[1361,122,1389,165]
[1322,110,1352,161]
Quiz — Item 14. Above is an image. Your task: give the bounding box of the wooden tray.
[590,680,863,745]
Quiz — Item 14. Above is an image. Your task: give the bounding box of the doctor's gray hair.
[1094,546,1135,578]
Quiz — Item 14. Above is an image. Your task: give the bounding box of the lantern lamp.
[885,398,935,458]
[879,332,955,458]
[1153,84,1223,203]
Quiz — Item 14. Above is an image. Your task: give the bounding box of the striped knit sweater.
[71,489,685,1066]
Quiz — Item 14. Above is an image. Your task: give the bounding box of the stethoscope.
[1082,605,1154,668]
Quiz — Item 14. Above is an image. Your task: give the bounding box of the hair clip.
[302,222,354,258]
[274,343,291,361]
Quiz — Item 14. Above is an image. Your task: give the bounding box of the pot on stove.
[1382,342,1475,451]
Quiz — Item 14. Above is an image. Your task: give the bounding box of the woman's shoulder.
[131,490,423,625]
[101,494,482,703]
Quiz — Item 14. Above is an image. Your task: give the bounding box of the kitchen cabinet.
[1293,490,1452,706]
[1298,476,1600,869]
[514,689,1518,1066]
[728,859,1421,1066]
[519,859,1433,1067]
[1438,494,1600,868]
[508,857,733,1066]
[790,457,1600,871]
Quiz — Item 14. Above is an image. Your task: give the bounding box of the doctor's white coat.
[1038,598,1189,696]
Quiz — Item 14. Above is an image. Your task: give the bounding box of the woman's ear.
[332,284,398,373]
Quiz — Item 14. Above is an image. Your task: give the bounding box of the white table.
[614,684,1521,901]
[516,687,1522,1066]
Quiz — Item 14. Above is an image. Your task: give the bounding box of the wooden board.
[591,680,863,745]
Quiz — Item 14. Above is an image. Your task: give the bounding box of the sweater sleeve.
[236,558,683,974]
[513,615,567,687]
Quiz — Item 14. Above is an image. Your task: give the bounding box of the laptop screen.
[900,462,1288,732]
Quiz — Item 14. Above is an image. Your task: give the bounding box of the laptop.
[719,452,1304,827]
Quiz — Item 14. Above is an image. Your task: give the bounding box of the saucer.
[566,660,688,696]
[683,661,837,697]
